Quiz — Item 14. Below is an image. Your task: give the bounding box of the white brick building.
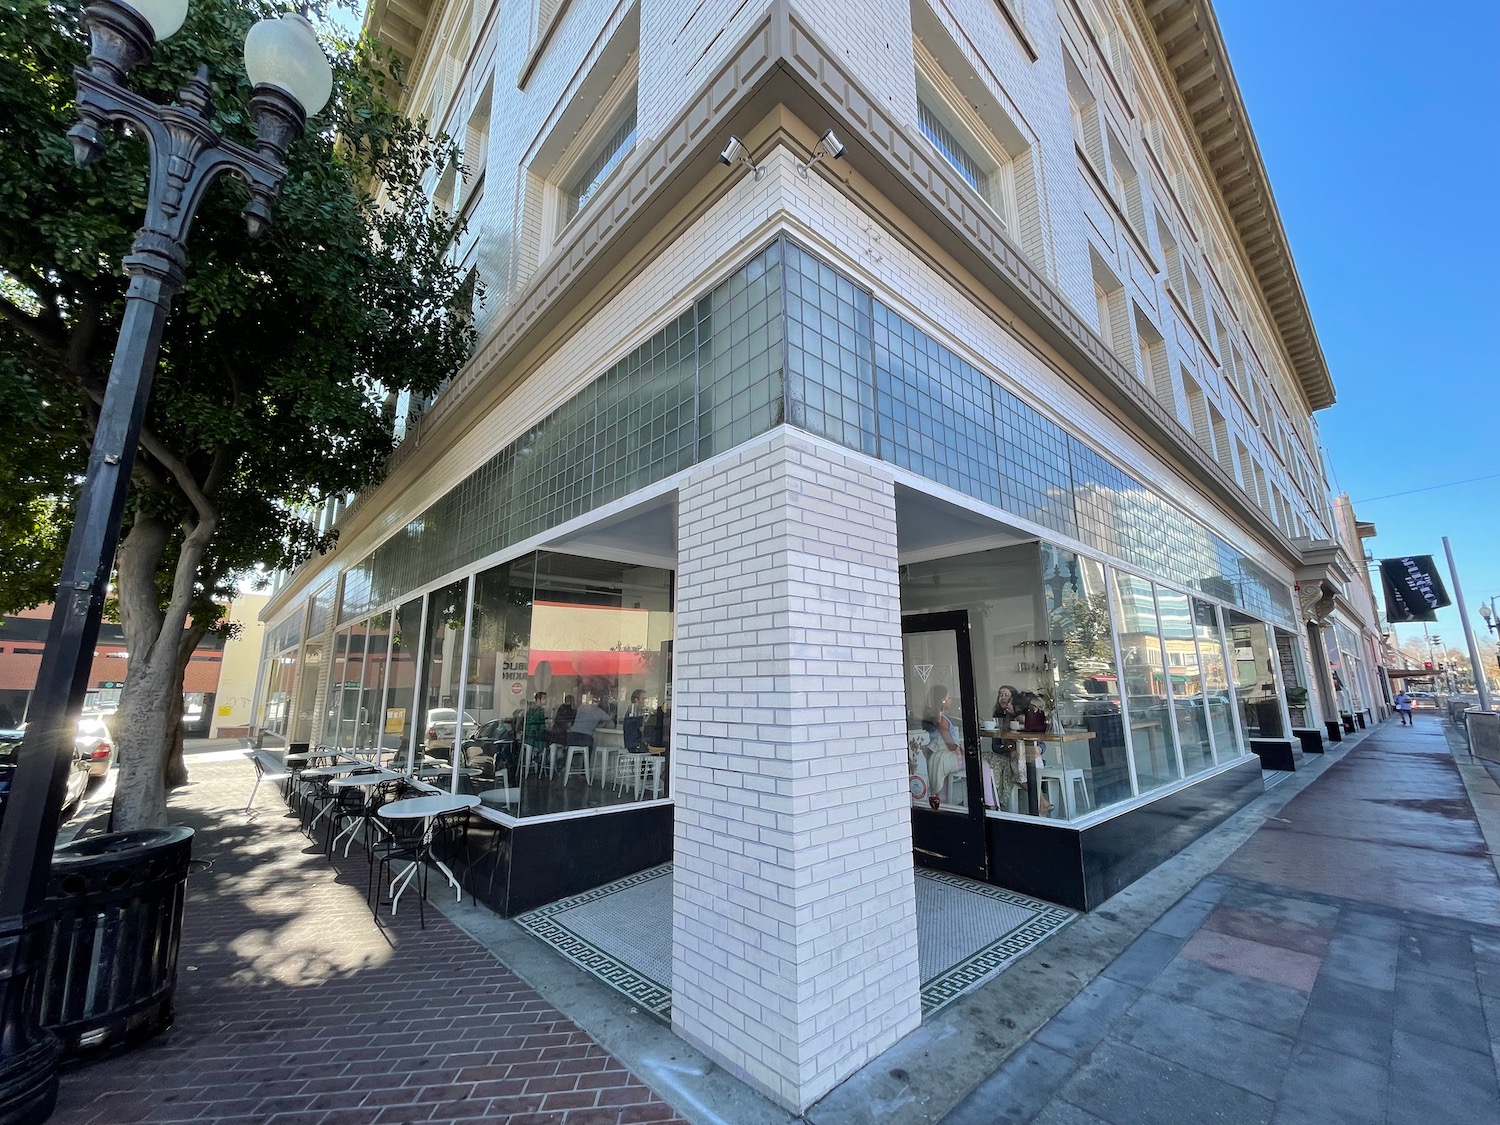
[255,0,1384,1110]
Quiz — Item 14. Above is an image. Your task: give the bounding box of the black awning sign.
[1379,556,1450,623]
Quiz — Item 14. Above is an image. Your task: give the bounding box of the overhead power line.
[1354,472,1500,505]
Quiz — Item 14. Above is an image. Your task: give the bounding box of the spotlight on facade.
[717,135,760,179]
[799,129,847,178]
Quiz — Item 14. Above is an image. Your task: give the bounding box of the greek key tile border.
[915,869,1076,1017]
[516,863,1075,1024]
[513,863,674,1022]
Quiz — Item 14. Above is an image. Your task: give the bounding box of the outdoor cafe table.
[284,749,359,765]
[413,765,482,785]
[326,768,404,854]
[302,761,395,829]
[376,793,480,912]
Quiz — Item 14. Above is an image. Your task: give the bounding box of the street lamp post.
[1479,598,1500,703]
[0,3,330,1120]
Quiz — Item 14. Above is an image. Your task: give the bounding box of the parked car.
[0,727,91,828]
[461,718,518,779]
[76,713,115,778]
[423,708,478,761]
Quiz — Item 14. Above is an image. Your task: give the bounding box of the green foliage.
[0,0,474,618]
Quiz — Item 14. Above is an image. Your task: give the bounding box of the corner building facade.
[256,0,1378,1109]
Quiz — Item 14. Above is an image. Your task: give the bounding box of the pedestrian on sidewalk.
[1394,689,1413,724]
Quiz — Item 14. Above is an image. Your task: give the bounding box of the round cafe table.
[326,768,403,855]
[376,793,479,912]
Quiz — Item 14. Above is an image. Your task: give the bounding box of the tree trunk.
[110,511,215,830]
[163,677,187,789]
[164,618,211,789]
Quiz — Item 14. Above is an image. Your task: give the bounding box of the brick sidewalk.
[50,759,690,1125]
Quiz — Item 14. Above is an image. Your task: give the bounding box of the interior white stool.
[1036,766,1091,819]
[562,743,591,784]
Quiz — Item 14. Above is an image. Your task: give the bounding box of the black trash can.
[37,827,194,1057]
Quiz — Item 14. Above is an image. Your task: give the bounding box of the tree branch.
[63,288,104,378]
[136,425,216,527]
[0,293,68,357]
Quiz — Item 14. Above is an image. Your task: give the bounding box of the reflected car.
[76,713,115,779]
[423,708,478,760]
[461,719,517,779]
[0,728,91,827]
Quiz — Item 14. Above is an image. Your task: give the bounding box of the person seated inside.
[993,684,1024,729]
[568,692,611,747]
[548,694,577,747]
[523,691,549,752]
[922,684,964,808]
[622,689,649,752]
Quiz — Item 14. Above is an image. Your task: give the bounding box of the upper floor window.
[919,100,988,196]
[563,103,637,224]
[914,72,1015,231]
[911,12,1047,268]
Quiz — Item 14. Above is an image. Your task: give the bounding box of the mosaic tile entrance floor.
[514,865,1074,1021]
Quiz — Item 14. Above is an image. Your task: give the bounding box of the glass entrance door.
[903,611,988,880]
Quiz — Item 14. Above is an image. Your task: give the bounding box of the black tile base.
[985,758,1264,910]
[462,804,672,916]
[1325,720,1344,743]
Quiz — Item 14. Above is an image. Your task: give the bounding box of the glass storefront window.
[419,578,471,766]
[1155,588,1213,777]
[258,652,296,742]
[902,545,1043,815]
[1111,572,1182,793]
[901,544,1138,821]
[356,611,390,752]
[1274,628,1310,729]
[383,597,424,768]
[322,627,360,748]
[1041,549,1131,813]
[505,552,675,817]
[1192,599,1241,761]
[466,557,535,801]
[1226,610,1285,738]
[290,641,322,744]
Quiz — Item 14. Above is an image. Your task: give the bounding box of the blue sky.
[1215,0,1500,664]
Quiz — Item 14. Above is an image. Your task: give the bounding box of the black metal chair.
[368,814,428,926]
[324,772,386,857]
[428,807,471,893]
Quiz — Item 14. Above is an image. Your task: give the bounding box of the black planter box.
[1249,738,1297,771]
[1291,727,1325,754]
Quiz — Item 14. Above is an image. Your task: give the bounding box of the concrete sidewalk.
[941,713,1500,1125]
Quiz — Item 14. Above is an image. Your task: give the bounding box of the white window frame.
[530,55,639,260]
[559,96,637,228]
[914,63,1016,230]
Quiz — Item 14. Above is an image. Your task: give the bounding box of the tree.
[0,0,475,829]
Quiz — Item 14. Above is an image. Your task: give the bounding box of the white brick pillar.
[671,430,920,1112]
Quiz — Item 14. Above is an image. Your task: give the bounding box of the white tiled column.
[671,430,919,1112]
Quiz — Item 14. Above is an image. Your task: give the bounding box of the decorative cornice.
[1129,0,1335,412]
[366,0,436,82]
